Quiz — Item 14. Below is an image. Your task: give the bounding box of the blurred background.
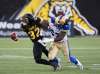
[0,0,100,37]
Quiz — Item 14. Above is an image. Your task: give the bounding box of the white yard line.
[64,65,100,70]
[92,64,100,66]
[0,47,100,50]
[0,55,33,59]
[0,55,100,70]
[0,48,32,49]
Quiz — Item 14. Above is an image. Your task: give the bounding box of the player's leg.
[48,31,67,60]
[62,40,70,62]
[65,40,83,70]
[48,42,62,70]
[60,34,83,70]
[41,42,62,71]
[33,42,52,65]
[33,42,59,71]
[39,41,60,66]
[48,42,59,60]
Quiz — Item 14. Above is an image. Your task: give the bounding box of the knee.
[48,53,54,60]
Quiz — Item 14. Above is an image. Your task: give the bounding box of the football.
[10,32,18,41]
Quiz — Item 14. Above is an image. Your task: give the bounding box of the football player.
[48,0,83,70]
[12,13,61,71]
[48,0,71,60]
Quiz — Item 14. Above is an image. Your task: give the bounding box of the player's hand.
[59,17,66,25]
[10,32,18,41]
[55,16,66,25]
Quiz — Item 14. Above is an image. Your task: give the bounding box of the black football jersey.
[22,24,42,42]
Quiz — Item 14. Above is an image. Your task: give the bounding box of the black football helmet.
[21,13,36,25]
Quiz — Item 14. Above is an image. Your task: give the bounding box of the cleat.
[53,64,58,71]
[76,59,83,70]
[50,58,58,71]
[51,57,62,71]
[69,55,83,70]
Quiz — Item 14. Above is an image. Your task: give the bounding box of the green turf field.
[0,36,100,74]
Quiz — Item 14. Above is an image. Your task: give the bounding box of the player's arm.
[54,31,66,42]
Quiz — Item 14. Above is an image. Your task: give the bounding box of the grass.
[0,36,100,74]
